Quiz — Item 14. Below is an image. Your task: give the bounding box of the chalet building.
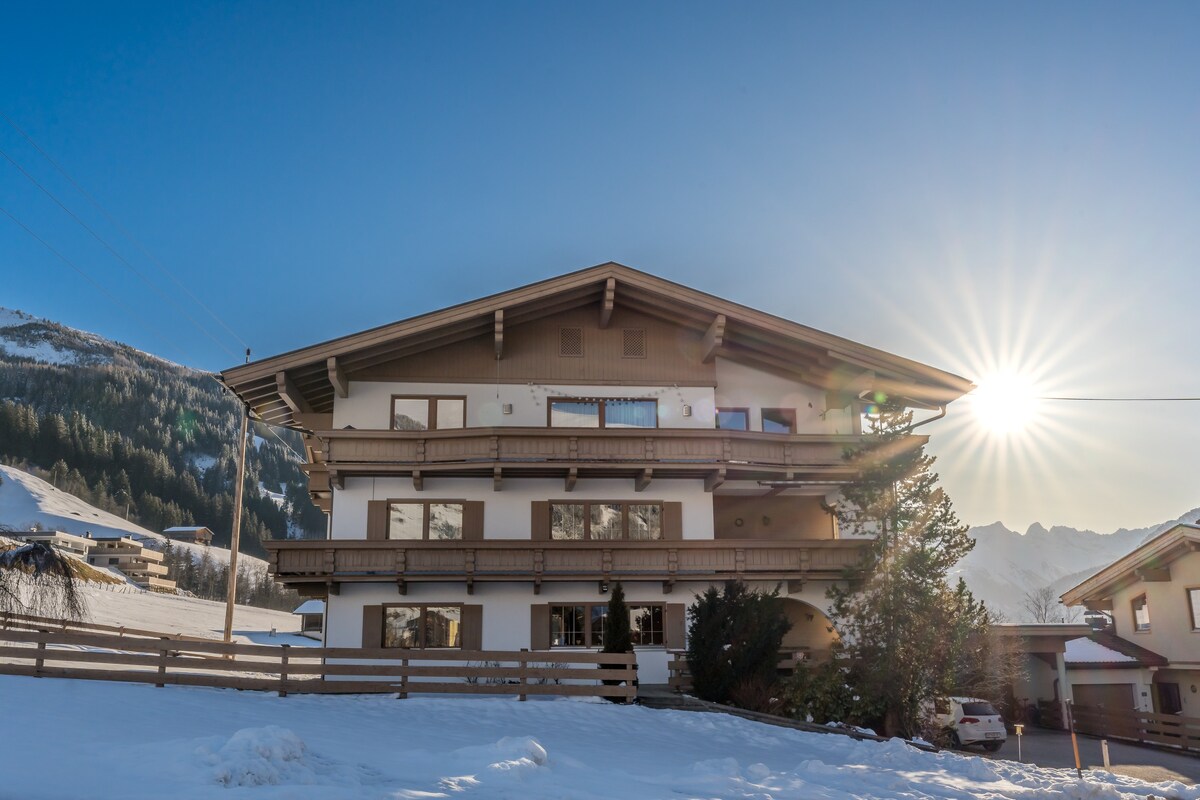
[87,536,176,591]
[162,526,215,546]
[1061,523,1200,716]
[219,263,971,683]
[13,529,94,558]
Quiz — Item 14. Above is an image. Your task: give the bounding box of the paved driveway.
[974,728,1200,785]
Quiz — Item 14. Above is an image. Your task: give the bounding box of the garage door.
[1072,683,1135,710]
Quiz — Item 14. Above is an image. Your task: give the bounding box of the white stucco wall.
[713,358,853,435]
[334,381,715,430]
[326,578,837,685]
[332,477,714,540]
[1067,667,1155,713]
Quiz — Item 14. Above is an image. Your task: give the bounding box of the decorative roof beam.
[564,467,578,492]
[701,314,726,364]
[599,277,616,329]
[704,468,726,493]
[412,470,423,492]
[1135,567,1171,582]
[494,310,505,359]
[635,468,653,492]
[276,371,313,414]
[493,466,503,492]
[326,357,349,398]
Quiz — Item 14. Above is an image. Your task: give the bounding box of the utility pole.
[223,358,251,642]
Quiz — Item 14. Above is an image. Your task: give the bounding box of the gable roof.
[219,262,973,428]
[1060,523,1200,607]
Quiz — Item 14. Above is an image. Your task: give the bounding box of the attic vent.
[559,327,584,358]
[622,328,646,358]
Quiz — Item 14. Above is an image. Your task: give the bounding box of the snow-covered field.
[1,679,1194,800]
[0,464,267,571]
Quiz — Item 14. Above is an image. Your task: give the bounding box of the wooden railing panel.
[1072,704,1200,754]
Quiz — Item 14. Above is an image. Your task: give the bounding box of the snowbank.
[0,679,1195,800]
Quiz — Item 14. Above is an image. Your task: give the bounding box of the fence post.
[35,629,47,677]
[399,656,409,700]
[278,644,290,698]
[519,648,528,701]
[156,636,169,688]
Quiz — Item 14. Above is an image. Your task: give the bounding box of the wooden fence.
[1072,704,1200,754]
[0,624,637,701]
[1,611,218,644]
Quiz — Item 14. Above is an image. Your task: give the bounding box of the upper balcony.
[301,425,901,500]
[264,536,868,597]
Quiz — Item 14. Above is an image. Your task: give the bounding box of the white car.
[930,697,1007,751]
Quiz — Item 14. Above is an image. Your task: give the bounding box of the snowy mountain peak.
[0,306,176,369]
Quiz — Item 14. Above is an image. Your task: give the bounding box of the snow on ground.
[1,680,1195,800]
[0,464,268,572]
[75,581,308,645]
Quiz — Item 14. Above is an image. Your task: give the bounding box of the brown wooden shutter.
[530,604,550,650]
[530,501,550,540]
[362,605,384,649]
[462,501,485,541]
[367,501,389,540]
[461,604,483,650]
[664,603,686,650]
[662,502,683,540]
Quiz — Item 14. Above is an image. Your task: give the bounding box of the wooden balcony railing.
[264,538,867,593]
[318,427,864,468]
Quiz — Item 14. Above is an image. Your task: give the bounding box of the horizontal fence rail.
[1072,704,1200,754]
[0,623,637,701]
[667,647,827,692]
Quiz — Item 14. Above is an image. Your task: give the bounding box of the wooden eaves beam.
[702,314,726,363]
[276,371,313,414]
[326,357,349,398]
[494,310,504,359]
[599,277,616,329]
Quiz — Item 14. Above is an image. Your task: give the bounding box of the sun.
[969,371,1040,436]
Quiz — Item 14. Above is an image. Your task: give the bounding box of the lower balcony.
[264,538,867,596]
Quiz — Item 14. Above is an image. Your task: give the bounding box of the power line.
[0,143,241,361]
[1038,396,1200,402]
[0,111,251,352]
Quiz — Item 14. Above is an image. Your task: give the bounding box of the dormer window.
[1131,594,1150,632]
[548,398,657,428]
[392,396,466,431]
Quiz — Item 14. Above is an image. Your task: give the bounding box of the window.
[1131,594,1151,632]
[1188,588,1200,631]
[715,407,749,431]
[383,605,461,648]
[548,398,657,428]
[550,501,662,540]
[391,396,466,431]
[388,501,464,540]
[761,408,797,434]
[549,603,664,647]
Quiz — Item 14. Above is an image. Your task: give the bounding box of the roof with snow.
[292,600,325,615]
[163,526,213,533]
[1065,631,1167,669]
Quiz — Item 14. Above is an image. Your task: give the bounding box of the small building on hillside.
[12,529,94,558]
[292,600,325,639]
[162,526,214,546]
[87,536,176,591]
[1061,522,1200,716]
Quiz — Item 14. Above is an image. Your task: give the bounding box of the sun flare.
[970,371,1040,436]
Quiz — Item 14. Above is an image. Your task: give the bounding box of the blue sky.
[3,2,1199,532]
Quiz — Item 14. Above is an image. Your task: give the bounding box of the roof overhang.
[219,262,974,428]
[1060,523,1200,607]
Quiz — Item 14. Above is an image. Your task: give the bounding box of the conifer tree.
[602,581,632,654]
[823,399,988,737]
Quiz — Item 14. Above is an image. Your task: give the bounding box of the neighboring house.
[86,536,176,591]
[162,526,214,546]
[218,263,971,684]
[1063,630,1168,713]
[1061,523,1200,716]
[13,529,94,558]
[994,622,1092,729]
[293,599,325,639]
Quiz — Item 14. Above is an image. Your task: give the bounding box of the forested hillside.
[0,309,325,556]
